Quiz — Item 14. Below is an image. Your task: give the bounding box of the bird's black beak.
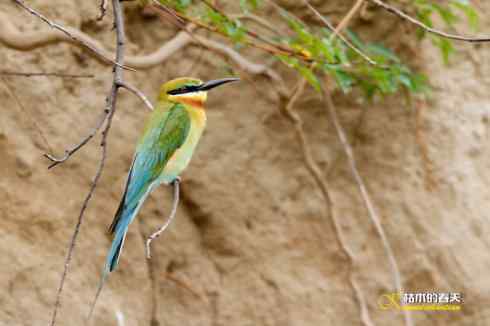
[198,77,240,91]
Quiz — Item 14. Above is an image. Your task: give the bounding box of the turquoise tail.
[88,194,139,320]
[106,205,136,272]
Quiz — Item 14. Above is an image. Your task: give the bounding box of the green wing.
[137,102,191,180]
[109,102,190,234]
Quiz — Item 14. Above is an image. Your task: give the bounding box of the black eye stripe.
[167,85,201,95]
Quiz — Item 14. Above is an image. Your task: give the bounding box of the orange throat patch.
[171,91,207,109]
[178,97,204,108]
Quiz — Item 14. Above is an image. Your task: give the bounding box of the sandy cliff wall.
[1,1,489,325]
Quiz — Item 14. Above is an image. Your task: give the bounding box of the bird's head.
[158,77,239,107]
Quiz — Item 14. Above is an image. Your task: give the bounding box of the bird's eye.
[167,87,183,95]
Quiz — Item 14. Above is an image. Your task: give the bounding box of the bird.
[107,76,239,272]
[88,76,239,318]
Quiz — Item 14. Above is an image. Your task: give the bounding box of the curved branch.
[278,79,374,326]
[11,0,132,70]
[119,82,154,111]
[43,109,108,169]
[369,0,490,42]
[322,83,412,326]
[0,8,190,69]
[146,178,180,259]
[0,11,285,89]
[97,0,108,21]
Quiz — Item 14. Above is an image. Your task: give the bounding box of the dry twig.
[302,0,379,66]
[0,11,283,84]
[11,0,133,70]
[369,0,490,42]
[44,110,108,169]
[120,82,154,111]
[97,0,108,21]
[49,0,129,324]
[231,13,279,36]
[146,178,180,259]
[322,82,412,326]
[331,0,364,40]
[0,71,94,78]
[278,78,373,326]
[86,0,128,321]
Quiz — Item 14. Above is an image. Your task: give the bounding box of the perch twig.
[146,178,181,259]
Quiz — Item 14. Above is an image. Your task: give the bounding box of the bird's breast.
[161,106,206,181]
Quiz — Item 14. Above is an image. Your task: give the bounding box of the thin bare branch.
[97,0,108,21]
[369,0,490,42]
[119,82,154,111]
[0,9,285,87]
[11,0,134,70]
[86,0,127,320]
[49,134,109,326]
[351,276,376,326]
[0,71,94,78]
[322,82,412,326]
[278,78,374,326]
[302,0,380,67]
[44,110,108,169]
[49,0,128,324]
[138,219,159,326]
[146,178,180,259]
[230,13,280,36]
[331,0,364,40]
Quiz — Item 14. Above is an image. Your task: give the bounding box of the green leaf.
[298,66,321,91]
[345,30,366,51]
[276,54,320,91]
[333,70,354,93]
[204,8,246,44]
[240,0,260,12]
[159,0,192,12]
[276,54,299,67]
[432,37,454,64]
[224,21,247,43]
[432,3,458,26]
[366,44,400,63]
[451,1,479,30]
[319,38,336,62]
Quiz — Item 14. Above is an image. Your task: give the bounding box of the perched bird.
[108,76,239,272]
[89,77,238,318]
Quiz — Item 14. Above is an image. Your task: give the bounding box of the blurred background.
[1,0,490,325]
